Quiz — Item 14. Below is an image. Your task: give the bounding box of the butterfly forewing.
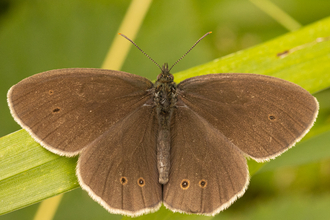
[77,105,162,216]
[7,68,154,156]
[163,105,249,215]
[177,73,318,161]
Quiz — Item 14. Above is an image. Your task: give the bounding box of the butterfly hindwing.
[163,105,249,215]
[77,105,162,216]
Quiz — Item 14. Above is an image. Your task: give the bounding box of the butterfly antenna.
[118,33,162,71]
[169,31,212,72]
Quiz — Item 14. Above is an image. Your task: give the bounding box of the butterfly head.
[156,63,174,83]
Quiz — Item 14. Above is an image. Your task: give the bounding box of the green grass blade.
[174,17,330,94]
[0,130,79,215]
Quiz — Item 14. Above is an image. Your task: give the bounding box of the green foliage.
[0,1,330,220]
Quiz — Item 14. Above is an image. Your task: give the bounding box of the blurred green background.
[0,0,330,219]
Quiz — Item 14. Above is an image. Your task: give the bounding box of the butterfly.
[7,32,318,216]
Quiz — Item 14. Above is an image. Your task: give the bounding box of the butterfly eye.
[52,107,61,113]
[199,179,207,188]
[48,90,54,95]
[120,177,128,185]
[268,114,277,121]
[180,179,190,190]
[137,178,145,187]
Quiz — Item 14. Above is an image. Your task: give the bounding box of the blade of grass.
[0,129,78,215]
[101,0,153,70]
[174,17,330,94]
[33,195,63,220]
[249,0,302,31]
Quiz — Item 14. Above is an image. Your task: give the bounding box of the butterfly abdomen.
[154,65,177,184]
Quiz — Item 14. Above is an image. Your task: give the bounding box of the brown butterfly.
[7,32,318,216]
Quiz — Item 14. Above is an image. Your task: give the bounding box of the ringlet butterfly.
[7,32,318,216]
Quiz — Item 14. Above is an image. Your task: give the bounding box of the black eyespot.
[199,179,207,188]
[137,178,145,187]
[268,114,276,121]
[52,107,60,113]
[48,90,54,95]
[120,177,127,185]
[180,179,190,190]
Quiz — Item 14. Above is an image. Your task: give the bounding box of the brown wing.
[163,106,249,215]
[77,105,162,216]
[7,68,154,156]
[177,73,318,161]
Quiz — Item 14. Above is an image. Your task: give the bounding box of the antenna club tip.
[208,31,212,34]
[118,33,122,35]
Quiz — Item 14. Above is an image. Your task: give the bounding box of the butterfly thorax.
[154,63,177,115]
[154,63,177,184]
